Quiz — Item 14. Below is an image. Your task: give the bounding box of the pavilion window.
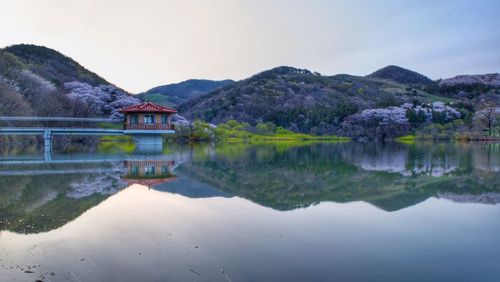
[144,165,156,176]
[130,165,140,176]
[130,114,139,124]
[144,114,155,125]
[161,165,170,175]
[161,114,169,124]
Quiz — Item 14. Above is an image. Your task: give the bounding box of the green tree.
[255,122,276,135]
[192,120,215,140]
[406,109,426,128]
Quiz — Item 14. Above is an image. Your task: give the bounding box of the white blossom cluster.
[64,81,140,119]
[171,114,191,126]
[349,147,459,176]
[348,102,461,124]
[20,70,57,93]
[342,102,462,139]
[356,106,408,125]
[439,73,500,88]
[66,166,127,198]
[402,102,461,122]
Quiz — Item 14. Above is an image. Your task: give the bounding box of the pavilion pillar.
[133,134,163,153]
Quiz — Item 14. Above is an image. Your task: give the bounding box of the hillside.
[367,65,434,85]
[1,45,498,140]
[439,73,500,88]
[430,73,500,106]
[138,79,234,107]
[4,44,108,87]
[178,66,452,135]
[0,44,138,119]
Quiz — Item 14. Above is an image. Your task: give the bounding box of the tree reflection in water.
[0,142,498,234]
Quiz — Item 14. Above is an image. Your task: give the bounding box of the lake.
[0,141,499,282]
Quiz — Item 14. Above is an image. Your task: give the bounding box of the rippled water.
[0,142,499,281]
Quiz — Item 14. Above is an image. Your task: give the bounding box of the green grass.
[98,136,136,153]
[421,93,455,103]
[99,122,122,129]
[100,135,133,141]
[395,134,416,140]
[222,131,350,142]
[249,133,350,141]
[371,78,456,104]
[394,134,416,144]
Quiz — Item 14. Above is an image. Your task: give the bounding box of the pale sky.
[1,0,499,93]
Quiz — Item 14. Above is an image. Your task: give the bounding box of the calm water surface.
[0,142,499,282]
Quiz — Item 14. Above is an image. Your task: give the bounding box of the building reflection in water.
[122,159,177,187]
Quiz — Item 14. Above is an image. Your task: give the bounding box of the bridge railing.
[0,116,123,129]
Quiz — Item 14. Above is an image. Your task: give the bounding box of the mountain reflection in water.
[178,142,499,211]
[0,142,498,235]
[0,142,499,282]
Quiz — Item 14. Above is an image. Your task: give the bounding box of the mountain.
[367,65,434,85]
[137,79,234,107]
[4,44,108,87]
[0,44,139,119]
[178,66,449,135]
[1,45,497,140]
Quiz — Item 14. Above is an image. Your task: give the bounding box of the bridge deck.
[1,116,176,136]
[0,127,124,135]
[0,116,119,122]
[0,127,175,135]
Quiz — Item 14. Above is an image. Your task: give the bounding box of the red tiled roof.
[120,102,177,113]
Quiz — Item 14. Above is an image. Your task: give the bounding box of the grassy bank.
[226,132,350,142]
[171,120,351,142]
[395,134,500,143]
[98,135,136,153]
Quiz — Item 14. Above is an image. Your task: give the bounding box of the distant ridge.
[367,65,433,85]
[138,79,234,107]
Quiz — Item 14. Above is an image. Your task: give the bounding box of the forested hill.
[178,66,444,135]
[179,66,499,138]
[367,65,433,85]
[4,44,108,87]
[1,44,498,140]
[138,79,234,107]
[0,44,138,119]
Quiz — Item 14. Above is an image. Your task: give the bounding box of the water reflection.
[0,142,499,234]
[0,154,183,234]
[123,160,177,187]
[0,142,499,281]
[177,142,499,211]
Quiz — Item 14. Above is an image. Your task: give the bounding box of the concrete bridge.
[0,151,188,165]
[0,116,175,153]
[0,151,191,189]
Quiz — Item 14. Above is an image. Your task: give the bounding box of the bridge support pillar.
[43,129,52,156]
[133,134,163,153]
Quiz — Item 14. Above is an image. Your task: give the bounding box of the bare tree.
[0,82,32,116]
[474,105,500,136]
